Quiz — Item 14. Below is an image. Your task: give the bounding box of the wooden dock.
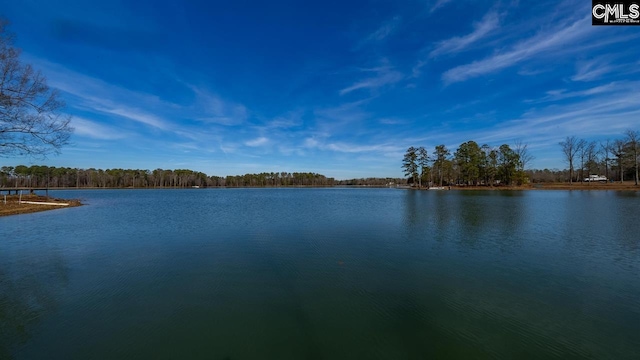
[0,187,49,195]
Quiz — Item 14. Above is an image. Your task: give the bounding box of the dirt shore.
[0,194,82,217]
[450,181,640,191]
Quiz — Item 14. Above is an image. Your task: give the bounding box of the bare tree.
[576,139,587,182]
[514,140,534,184]
[600,139,611,180]
[0,20,72,157]
[514,139,534,172]
[584,141,598,186]
[611,139,626,183]
[559,136,582,184]
[625,130,639,186]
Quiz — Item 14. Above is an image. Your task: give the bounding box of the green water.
[1,189,638,359]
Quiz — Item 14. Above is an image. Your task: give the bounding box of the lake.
[1,188,639,359]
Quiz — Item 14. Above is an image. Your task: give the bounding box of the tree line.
[0,166,211,188]
[559,129,639,185]
[334,177,406,186]
[402,141,532,188]
[0,166,342,188]
[220,172,334,187]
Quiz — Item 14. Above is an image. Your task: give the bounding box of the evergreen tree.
[402,147,418,186]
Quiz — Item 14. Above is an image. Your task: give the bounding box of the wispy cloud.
[355,16,402,49]
[97,106,169,130]
[430,0,453,13]
[189,87,249,126]
[429,12,499,58]
[369,16,401,41]
[304,137,320,148]
[71,117,127,140]
[524,82,639,118]
[325,142,403,154]
[244,137,269,147]
[339,65,403,95]
[314,99,371,129]
[442,15,593,84]
[462,84,640,150]
[303,137,404,155]
[378,118,406,125]
[25,57,260,163]
[411,60,428,79]
[571,56,631,82]
[29,57,176,131]
[527,81,632,103]
[259,110,304,129]
[572,66,609,83]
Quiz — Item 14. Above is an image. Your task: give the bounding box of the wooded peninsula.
[401,131,639,188]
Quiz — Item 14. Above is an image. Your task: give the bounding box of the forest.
[401,141,531,187]
[402,129,639,187]
[0,166,343,188]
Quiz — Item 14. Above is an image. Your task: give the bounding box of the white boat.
[583,175,607,182]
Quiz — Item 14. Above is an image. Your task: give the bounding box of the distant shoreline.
[2,182,639,192]
[415,182,640,191]
[226,182,638,191]
[3,185,385,191]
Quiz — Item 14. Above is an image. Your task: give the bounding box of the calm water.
[1,189,639,359]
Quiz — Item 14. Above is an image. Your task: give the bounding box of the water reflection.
[614,191,640,198]
[492,192,526,251]
[399,190,531,253]
[0,251,68,359]
[431,192,453,243]
[612,192,640,256]
[402,190,434,242]
[457,193,487,248]
[402,190,419,229]
[429,191,527,250]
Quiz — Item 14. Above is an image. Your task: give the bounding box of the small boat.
[583,175,607,182]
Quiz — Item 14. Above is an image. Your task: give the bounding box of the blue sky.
[3,0,639,178]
